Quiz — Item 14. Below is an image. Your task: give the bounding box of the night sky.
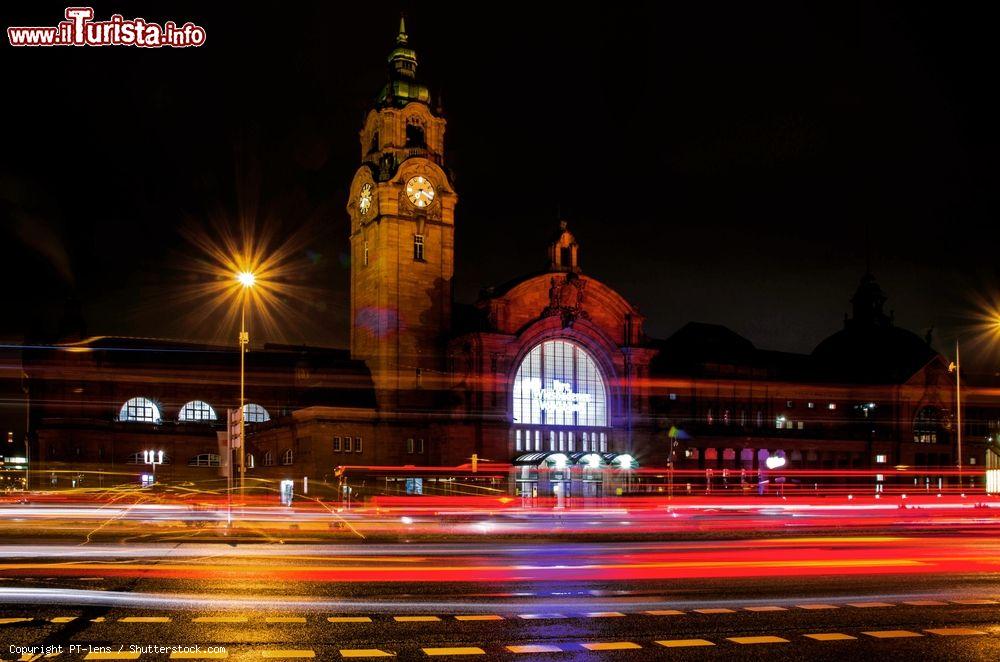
[3,2,1000,368]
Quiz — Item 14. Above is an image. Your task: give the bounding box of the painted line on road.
[656,639,715,648]
[694,608,735,614]
[517,613,567,620]
[644,609,685,616]
[847,602,895,608]
[260,651,315,659]
[49,617,76,623]
[584,611,626,618]
[580,642,642,651]
[84,654,140,660]
[193,617,248,623]
[454,615,503,621]
[902,600,948,606]
[505,645,562,654]
[265,617,306,623]
[804,633,856,641]
[744,606,787,612]
[393,616,440,622]
[169,651,228,659]
[119,617,171,623]
[727,636,789,644]
[950,599,997,605]
[0,617,31,624]
[421,648,484,656]
[925,628,988,636]
[328,616,373,623]
[796,604,839,610]
[339,650,394,658]
[862,630,923,639]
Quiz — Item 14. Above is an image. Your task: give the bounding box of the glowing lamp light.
[237,271,256,288]
[765,455,786,470]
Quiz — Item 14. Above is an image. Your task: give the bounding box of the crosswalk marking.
[83,654,140,660]
[119,617,171,623]
[339,650,394,658]
[862,630,923,638]
[584,611,626,618]
[744,606,787,612]
[902,600,948,606]
[328,617,373,623]
[393,616,440,622]
[656,639,715,648]
[193,617,249,623]
[925,628,988,636]
[796,604,839,610]
[804,633,856,641]
[644,609,684,616]
[694,608,735,614]
[847,602,895,608]
[454,615,503,621]
[421,648,484,656]
[581,642,641,651]
[265,617,306,623]
[169,651,228,659]
[260,651,315,658]
[727,636,789,644]
[505,645,562,654]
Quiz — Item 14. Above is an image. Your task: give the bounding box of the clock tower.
[347,17,457,409]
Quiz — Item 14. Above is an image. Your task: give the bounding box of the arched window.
[369,130,379,154]
[119,397,161,423]
[179,400,217,422]
[914,406,946,444]
[247,454,255,469]
[263,451,274,467]
[281,449,294,466]
[188,453,221,467]
[512,340,607,427]
[242,403,270,423]
[405,118,425,147]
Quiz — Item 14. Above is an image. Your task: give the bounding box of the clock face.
[406,176,435,208]
[358,182,373,216]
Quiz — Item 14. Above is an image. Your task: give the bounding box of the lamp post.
[143,449,164,485]
[948,341,963,491]
[236,270,255,500]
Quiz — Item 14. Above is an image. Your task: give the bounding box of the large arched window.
[179,400,217,422]
[242,403,270,423]
[512,339,607,427]
[119,397,161,423]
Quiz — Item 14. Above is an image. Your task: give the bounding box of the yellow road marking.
[265,617,306,623]
[120,616,171,622]
[644,609,684,616]
[49,617,76,623]
[505,645,562,654]
[19,654,41,661]
[339,650,394,658]
[581,642,642,651]
[903,600,947,606]
[950,599,997,605]
[863,630,923,638]
[805,633,856,641]
[169,652,228,659]
[797,604,839,610]
[848,602,894,608]
[517,613,566,619]
[0,617,31,624]
[694,608,735,614]
[84,654,140,660]
[656,639,715,648]
[744,606,787,612]
[925,628,988,636]
[328,616,373,623]
[727,636,789,644]
[421,648,484,656]
[260,651,315,659]
[454,615,503,621]
[394,616,440,622]
[193,617,249,623]
[584,611,626,618]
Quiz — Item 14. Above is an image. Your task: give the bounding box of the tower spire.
[397,14,408,44]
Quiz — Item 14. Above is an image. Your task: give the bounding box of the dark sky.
[3,2,1000,366]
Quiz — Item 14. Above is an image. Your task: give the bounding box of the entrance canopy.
[513,451,638,469]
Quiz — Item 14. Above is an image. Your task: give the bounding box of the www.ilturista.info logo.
[7,7,206,48]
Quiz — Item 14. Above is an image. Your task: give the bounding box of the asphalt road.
[1,537,998,660]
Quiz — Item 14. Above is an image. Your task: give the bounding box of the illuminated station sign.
[522,378,592,414]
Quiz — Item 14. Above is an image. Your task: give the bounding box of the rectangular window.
[797,421,804,430]
[567,431,574,452]
[549,431,555,452]
[786,400,794,408]
[875,453,887,464]
[558,431,565,452]
[406,438,414,454]
[828,403,837,410]
[417,438,424,453]
[355,437,362,453]
[413,234,425,260]
[534,430,540,451]
[600,432,607,453]
[332,437,341,452]
[343,437,352,452]
[807,402,815,409]
[515,429,522,452]
[363,240,369,266]
[669,393,678,401]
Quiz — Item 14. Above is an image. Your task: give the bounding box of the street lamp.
[236,270,254,500]
[143,449,164,484]
[948,341,964,489]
